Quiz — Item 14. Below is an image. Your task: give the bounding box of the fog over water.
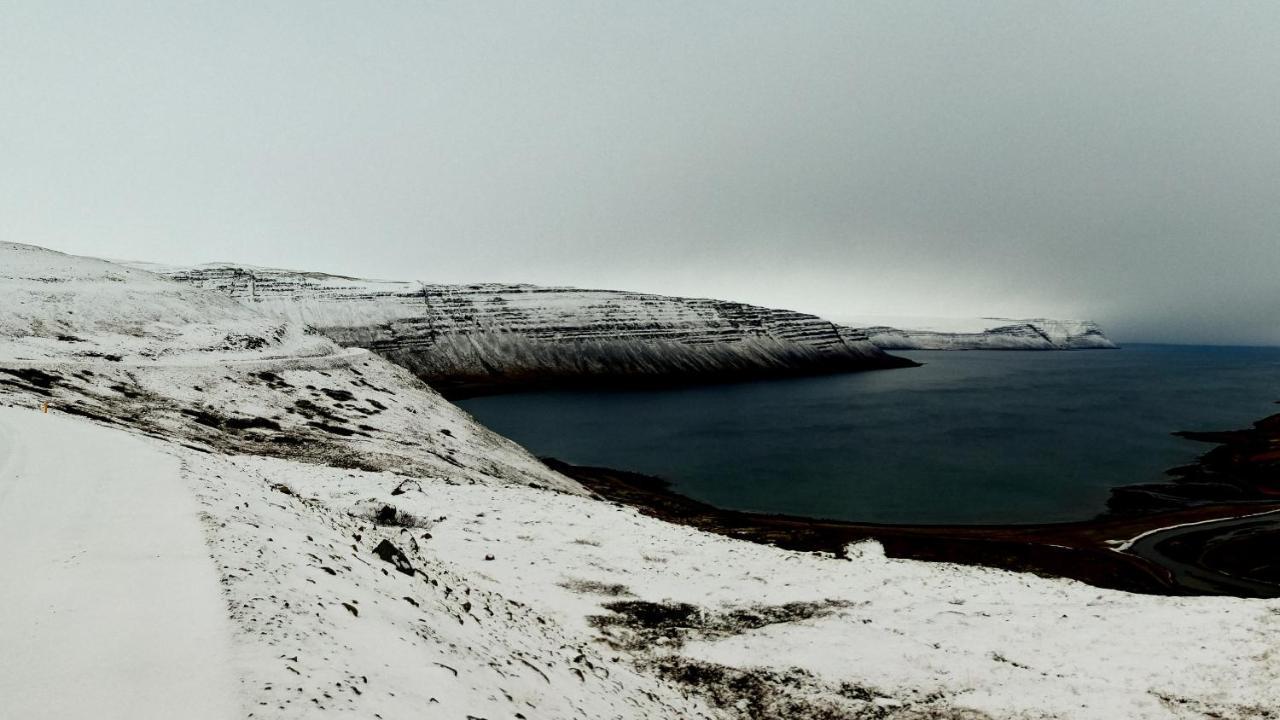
[3,2,1278,345]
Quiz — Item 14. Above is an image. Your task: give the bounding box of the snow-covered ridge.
[0,242,576,493]
[837,315,1118,350]
[0,243,330,363]
[141,264,914,395]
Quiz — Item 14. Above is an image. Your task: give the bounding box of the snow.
[127,262,899,389]
[249,459,1280,719]
[1110,507,1280,553]
[0,241,577,495]
[0,405,239,720]
[2,241,1275,719]
[0,242,328,364]
[175,452,714,719]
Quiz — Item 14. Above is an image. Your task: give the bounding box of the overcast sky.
[3,2,1278,344]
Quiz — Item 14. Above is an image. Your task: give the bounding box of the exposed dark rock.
[372,539,415,576]
[390,479,422,496]
[0,368,62,389]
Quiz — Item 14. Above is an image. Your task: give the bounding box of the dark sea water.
[458,345,1280,525]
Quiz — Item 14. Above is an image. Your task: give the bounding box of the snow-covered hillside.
[2,243,328,363]
[0,242,576,492]
[4,242,1277,720]
[139,263,913,395]
[836,315,1118,350]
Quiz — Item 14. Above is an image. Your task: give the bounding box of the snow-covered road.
[0,405,238,719]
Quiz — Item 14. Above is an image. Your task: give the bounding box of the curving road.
[1122,510,1280,598]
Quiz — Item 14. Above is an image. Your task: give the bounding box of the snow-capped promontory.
[838,315,1118,351]
[136,263,916,395]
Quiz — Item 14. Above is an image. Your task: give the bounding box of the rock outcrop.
[147,264,917,396]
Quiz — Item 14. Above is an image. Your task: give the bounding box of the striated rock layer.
[146,264,917,396]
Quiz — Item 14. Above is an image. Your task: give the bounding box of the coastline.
[546,412,1280,597]
[430,353,921,399]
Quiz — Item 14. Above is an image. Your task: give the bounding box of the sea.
[458,344,1280,525]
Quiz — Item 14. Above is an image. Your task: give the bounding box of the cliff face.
[151,265,916,396]
[859,319,1118,351]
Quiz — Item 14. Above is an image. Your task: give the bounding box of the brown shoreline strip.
[546,458,1280,597]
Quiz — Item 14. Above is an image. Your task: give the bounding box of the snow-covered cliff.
[838,316,1118,351]
[144,264,916,395]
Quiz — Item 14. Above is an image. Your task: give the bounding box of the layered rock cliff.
[145,264,917,396]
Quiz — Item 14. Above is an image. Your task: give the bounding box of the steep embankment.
[847,317,1117,350]
[140,264,915,396]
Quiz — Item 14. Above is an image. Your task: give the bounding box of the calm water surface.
[458,345,1280,524]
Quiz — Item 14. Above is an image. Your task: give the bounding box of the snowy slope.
[141,263,913,395]
[199,451,1280,720]
[0,242,576,493]
[4,242,1277,720]
[1,242,328,363]
[835,314,1117,350]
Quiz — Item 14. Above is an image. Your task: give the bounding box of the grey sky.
[3,2,1278,344]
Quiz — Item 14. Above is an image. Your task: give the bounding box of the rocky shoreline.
[547,412,1280,597]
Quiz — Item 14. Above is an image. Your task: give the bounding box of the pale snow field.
[0,406,238,720]
[270,461,1280,719]
[1,241,1278,719]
